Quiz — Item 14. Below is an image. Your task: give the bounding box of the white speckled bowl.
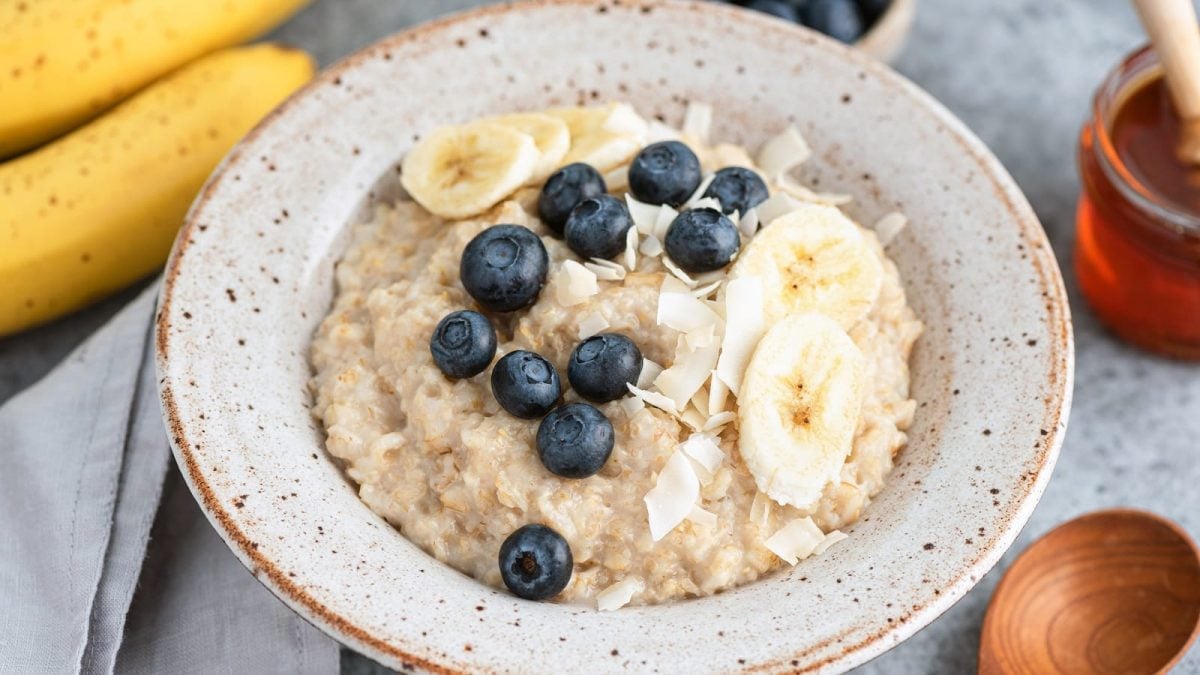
[155,1,1073,672]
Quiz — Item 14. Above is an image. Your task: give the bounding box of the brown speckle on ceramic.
[155,1,1072,672]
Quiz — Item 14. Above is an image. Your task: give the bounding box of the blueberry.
[564,195,634,260]
[856,0,889,24]
[568,333,643,403]
[429,310,496,379]
[628,141,702,206]
[803,0,865,43]
[538,163,607,235]
[491,350,561,418]
[744,0,800,21]
[460,225,549,312]
[498,524,573,601]
[702,167,770,215]
[536,403,615,478]
[664,208,741,273]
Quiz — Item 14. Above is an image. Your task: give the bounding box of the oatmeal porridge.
[309,102,922,607]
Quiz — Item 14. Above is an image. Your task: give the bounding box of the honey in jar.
[1076,45,1200,359]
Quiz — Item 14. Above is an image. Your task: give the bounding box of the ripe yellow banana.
[0,0,309,158]
[0,44,314,336]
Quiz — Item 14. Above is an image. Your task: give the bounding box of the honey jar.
[1076,45,1200,359]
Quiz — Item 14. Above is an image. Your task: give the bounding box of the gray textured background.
[1,1,1197,672]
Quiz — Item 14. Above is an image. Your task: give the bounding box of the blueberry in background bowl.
[564,194,634,260]
[491,350,561,418]
[460,224,549,312]
[429,310,496,379]
[628,140,702,206]
[568,333,643,403]
[804,0,866,43]
[536,403,615,479]
[538,163,607,235]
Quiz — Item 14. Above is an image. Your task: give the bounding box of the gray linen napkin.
[0,285,340,674]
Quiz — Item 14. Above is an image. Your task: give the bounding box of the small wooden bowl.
[980,509,1200,674]
[856,0,917,64]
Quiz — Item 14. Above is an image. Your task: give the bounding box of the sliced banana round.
[400,121,538,219]
[481,112,570,184]
[738,313,867,510]
[546,103,647,172]
[731,203,883,330]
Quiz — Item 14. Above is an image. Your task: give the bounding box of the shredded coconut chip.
[644,450,700,541]
[584,258,627,281]
[604,164,630,192]
[680,407,707,432]
[639,234,664,257]
[627,383,678,414]
[653,205,678,241]
[685,323,717,351]
[623,226,639,271]
[686,505,718,528]
[739,208,760,237]
[657,290,722,333]
[765,517,826,565]
[637,359,664,389]
[627,194,660,235]
[681,432,724,473]
[578,312,610,339]
[703,410,736,431]
[755,192,804,226]
[683,174,716,208]
[646,120,682,143]
[554,260,599,306]
[689,196,723,212]
[715,276,766,396]
[597,577,645,611]
[813,530,849,556]
[874,211,908,247]
[682,101,713,145]
[750,492,773,530]
[662,257,699,287]
[691,279,722,299]
[757,125,812,177]
[655,341,720,409]
[619,395,645,417]
[604,102,649,137]
[708,372,730,414]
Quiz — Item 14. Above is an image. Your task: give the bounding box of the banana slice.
[738,313,867,510]
[546,103,647,171]
[731,203,883,330]
[400,121,538,219]
[482,112,570,184]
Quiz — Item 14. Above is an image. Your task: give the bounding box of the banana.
[400,122,539,220]
[731,203,883,330]
[0,44,314,337]
[0,0,309,158]
[738,313,867,510]
[480,113,570,184]
[546,103,647,171]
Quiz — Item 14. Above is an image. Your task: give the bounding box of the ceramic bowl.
[155,1,1073,671]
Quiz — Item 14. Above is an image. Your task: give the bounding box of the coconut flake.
[813,530,849,556]
[715,277,766,396]
[597,577,645,611]
[756,192,804,225]
[555,260,599,306]
[585,258,627,281]
[685,323,717,351]
[682,101,713,145]
[874,211,908,247]
[661,275,691,295]
[681,432,724,473]
[691,279,722,299]
[657,290,722,333]
[619,394,645,417]
[653,204,679,241]
[680,407,707,432]
[777,175,853,205]
[708,372,730,414]
[604,102,649,138]
[604,164,630,192]
[765,517,826,565]
[639,234,664,257]
[627,194,661,235]
[578,312,610,339]
[750,491,773,530]
[703,410,736,431]
[645,450,701,541]
[647,120,682,143]
[690,196,723,212]
[636,359,664,389]
[654,342,720,409]
[687,505,719,528]
[662,257,699,287]
[689,386,710,418]
[739,208,760,237]
[627,382,678,414]
[683,174,717,209]
[757,125,812,177]
[623,225,639,271]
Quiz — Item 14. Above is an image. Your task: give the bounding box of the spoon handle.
[1132,0,1200,122]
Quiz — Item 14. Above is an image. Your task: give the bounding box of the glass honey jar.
[1076,45,1200,359]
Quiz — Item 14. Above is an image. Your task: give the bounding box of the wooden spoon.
[1132,0,1200,164]
[979,509,1200,675]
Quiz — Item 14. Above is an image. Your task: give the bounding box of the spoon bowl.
[980,509,1200,674]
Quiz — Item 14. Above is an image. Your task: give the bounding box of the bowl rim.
[156,1,1074,671]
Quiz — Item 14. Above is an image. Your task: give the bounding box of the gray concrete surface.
[1,1,1196,672]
